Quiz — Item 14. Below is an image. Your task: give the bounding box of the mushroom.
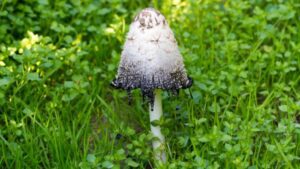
[111,8,192,163]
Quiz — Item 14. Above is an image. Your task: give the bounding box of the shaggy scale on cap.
[112,8,192,106]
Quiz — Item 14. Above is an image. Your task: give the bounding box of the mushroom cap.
[112,8,192,100]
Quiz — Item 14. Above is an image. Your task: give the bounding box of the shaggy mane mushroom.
[111,8,192,163]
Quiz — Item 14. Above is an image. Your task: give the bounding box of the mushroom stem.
[149,89,167,163]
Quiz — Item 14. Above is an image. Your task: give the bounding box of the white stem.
[149,90,166,163]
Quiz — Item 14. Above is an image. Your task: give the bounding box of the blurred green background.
[0,0,300,168]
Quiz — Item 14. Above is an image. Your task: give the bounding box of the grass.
[0,0,300,168]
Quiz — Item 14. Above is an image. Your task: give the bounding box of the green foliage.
[1,0,300,168]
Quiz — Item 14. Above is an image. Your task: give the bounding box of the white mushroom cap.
[112,8,192,102]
